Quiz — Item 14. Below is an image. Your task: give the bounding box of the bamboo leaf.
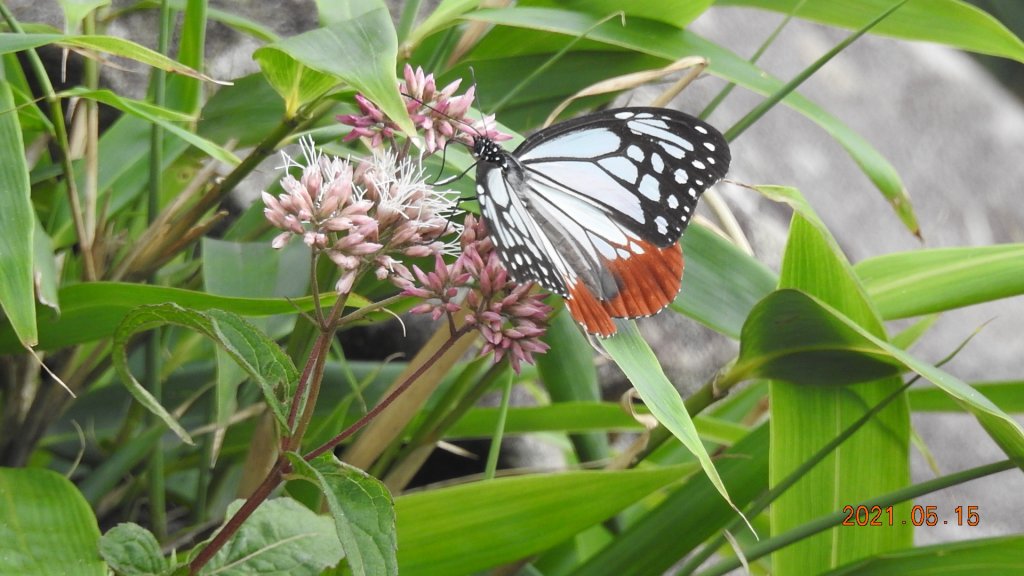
[764,184,910,572]
[395,467,686,575]
[602,322,744,524]
[0,80,36,347]
[0,468,104,576]
[719,0,1024,62]
[856,245,1024,319]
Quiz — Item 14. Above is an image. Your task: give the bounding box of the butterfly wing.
[475,107,730,336]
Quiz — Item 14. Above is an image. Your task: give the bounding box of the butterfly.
[471,107,731,336]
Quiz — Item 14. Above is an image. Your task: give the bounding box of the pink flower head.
[404,214,552,373]
[338,64,513,155]
[262,137,461,294]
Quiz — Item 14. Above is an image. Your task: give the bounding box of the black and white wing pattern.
[472,107,730,336]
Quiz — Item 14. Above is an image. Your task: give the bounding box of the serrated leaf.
[113,304,299,443]
[201,498,344,575]
[287,454,397,576]
[98,523,167,576]
[0,468,104,576]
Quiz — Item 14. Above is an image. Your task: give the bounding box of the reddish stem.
[187,459,287,574]
[187,323,471,575]
[304,325,472,462]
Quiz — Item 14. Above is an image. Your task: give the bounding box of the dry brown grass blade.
[342,311,477,470]
[543,56,708,128]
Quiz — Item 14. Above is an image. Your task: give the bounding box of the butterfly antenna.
[400,90,482,139]
[467,65,490,138]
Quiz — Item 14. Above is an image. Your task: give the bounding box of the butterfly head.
[472,136,509,168]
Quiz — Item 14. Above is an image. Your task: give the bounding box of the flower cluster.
[268,64,552,371]
[262,137,459,293]
[338,64,512,154]
[401,215,551,373]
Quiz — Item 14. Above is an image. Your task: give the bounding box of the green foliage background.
[1,0,1023,574]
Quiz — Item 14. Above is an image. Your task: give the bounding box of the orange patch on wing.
[604,240,684,317]
[564,240,685,336]
[565,281,617,337]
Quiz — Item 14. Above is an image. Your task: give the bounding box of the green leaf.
[910,381,1024,413]
[734,295,904,385]
[0,282,352,353]
[719,0,1024,62]
[0,468,105,576]
[747,289,1024,461]
[404,0,479,51]
[201,498,344,575]
[253,2,415,136]
[251,48,337,115]
[447,403,748,445]
[395,466,686,575]
[112,304,299,443]
[568,424,769,576]
[601,322,742,523]
[198,73,286,148]
[78,426,166,506]
[57,1,111,34]
[0,33,218,82]
[764,185,911,572]
[60,87,240,165]
[202,238,311,460]
[536,311,609,463]
[287,453,397,576]
[98,523,167,576]
[183,0,279,42]
[0,80,36,347]
[535,0,714,28]
[673,223,777,338]
[31,217,59,315]
[448,403,642,436]
[856,244,1024,319]
[823,535,1024,575]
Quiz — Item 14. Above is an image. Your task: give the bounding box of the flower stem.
[284,292,349,450]
[304,325,472,462]
[187,459,287,574]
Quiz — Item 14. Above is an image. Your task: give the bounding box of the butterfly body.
[472,107,730,336]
